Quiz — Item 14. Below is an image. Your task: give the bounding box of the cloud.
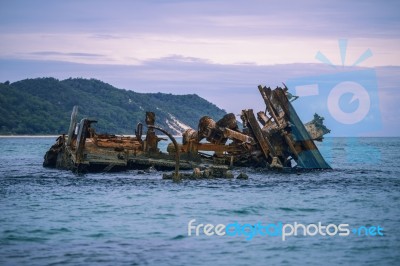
[1,0,399,39]
[1,32,398,66]
[90,34,126,40]
[28,51,105,57]
[1,0,399,66]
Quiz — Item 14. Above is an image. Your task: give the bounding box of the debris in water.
[43,85,331,180]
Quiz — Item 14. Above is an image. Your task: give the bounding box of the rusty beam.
[75,118,89,164]
[259,86,281,123]
[67,106,78,146]
[197,143,239,153]
[223,128,254,144]
[242,109,277,163]
[147,125,181,182]
[259,86,299,161]
[257,111,270,126]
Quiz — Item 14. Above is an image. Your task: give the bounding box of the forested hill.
[0,78,227,135]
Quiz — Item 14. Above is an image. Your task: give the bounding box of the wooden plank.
[223,128,254,144]
[257,111,269,126]
[196,143,239,153]
[259,87,297,161]
[243,109,275,161]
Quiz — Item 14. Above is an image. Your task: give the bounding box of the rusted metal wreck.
[43,85,331,179]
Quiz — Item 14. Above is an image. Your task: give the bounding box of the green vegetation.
[0,78,226,135]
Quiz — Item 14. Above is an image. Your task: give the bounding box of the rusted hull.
[44,135,196,173]
[44,85,331,174]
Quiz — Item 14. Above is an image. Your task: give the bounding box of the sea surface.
[0,137,399,266]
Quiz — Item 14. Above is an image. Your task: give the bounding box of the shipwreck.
[43,85,331,180]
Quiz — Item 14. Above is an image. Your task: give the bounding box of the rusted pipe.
[147,125,180,182]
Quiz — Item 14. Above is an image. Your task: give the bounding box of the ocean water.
[0,137,399,266]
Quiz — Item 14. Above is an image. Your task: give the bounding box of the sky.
[0,0,399,136]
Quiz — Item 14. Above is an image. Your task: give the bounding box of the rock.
[202,169,212,178]
[224,170,234,179]
[192,168,202,178]
[162,173,172,179]
[236,172,249,179]
[210,165,229,178]
[144,166,156,173]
